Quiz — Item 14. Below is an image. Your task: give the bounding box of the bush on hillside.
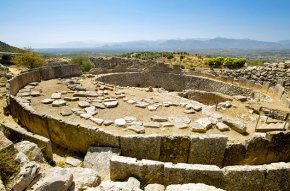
[11,48,46,69]
[70,55,94,72]
[206,56,224,68]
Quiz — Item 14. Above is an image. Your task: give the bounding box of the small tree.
[70,55,94,72]
[11,48,45,69]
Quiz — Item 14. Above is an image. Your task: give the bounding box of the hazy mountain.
[0,41,23,53]
[89,38,289,52]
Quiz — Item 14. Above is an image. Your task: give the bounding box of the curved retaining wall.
[7,66,290,167]
[96,72,253,96]
[110,155,290,191]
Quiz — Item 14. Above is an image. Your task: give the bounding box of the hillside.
[0,41,23,53]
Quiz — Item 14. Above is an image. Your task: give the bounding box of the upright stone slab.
[263,162,290,191]
[160,136,190,163]
[164,163,223,188]
[83,147,121,179]
[223,165,266,191]
[110,156,164,184]
[120,135,161,160]
[188,135,228,167]
[222,143,246,166]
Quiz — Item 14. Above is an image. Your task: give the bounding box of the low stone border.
[110,155,290,191]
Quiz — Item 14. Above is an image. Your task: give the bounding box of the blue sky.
[1,0,290,48]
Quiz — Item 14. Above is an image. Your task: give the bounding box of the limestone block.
[223,165,266,191]
[164,163,223,188]
[165,183,225,191]
[110,156,164,184]
[66,167,101,190]
[32,167,73,191]
[263,162,290,191]
[188,135,228,167]
[160,136,190,163]
[244,135,270,165]
[222,143,246,166]
[222,117,247,134]
[120,135,161,160]
[84,147,120,179]
[145,184,165,191]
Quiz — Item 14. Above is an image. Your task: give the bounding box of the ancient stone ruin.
[0,60,289,191]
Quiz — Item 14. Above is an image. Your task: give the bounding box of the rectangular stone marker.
[223,165,266,191]
[164,163,223,188]
[188,134,228,167]
[160,136,190,163]
[222,117,247,134]
[120,135,161,160]
[110,156,164,184]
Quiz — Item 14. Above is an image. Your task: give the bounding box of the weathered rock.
[164,163,223,188]
[114,118,127,127]
[124,116,137,123]
[64,97,79,101]
[85,106,97,115]
[128,125,145,134]
[13,162,40,191]
[84,147,121,179]
[145,184,165,191]
[90,117,104,125]
[190,122,207,133]
[80,113,92,119]
[146,86,154,92]
[233,95,248,102]
[151,115,168,122]
[104,101,118,108]
[67,167,101,190]
[223,117,247,134]
[65,156,82,167]
[216,122,229,131]
[93,102,105,109]
[103,120,113,126]
[15,141,45,162]
[223,165,266,191]
[143,121,161,128]
[120,135,161,160]
[168,116,191,124]
[174,123,188,129]
[30,90,41,97]
[98,179,142,191]
[222,143,246,166]
[160,136,190,163]
[78,101,90,108]
[60,108,73,116]
[160,122,174,127]
[184,109,195,114]
[188,135,228,166]
[52,100,66,107]
[165,183,224,191]
[15,152,29,164]
[110,156,164,184]
[195,118,213,129]
[41,99,54,104]
[51,92,62,99]
[148,105,157,111]
[32,167,73,191]
[263,162,290,191]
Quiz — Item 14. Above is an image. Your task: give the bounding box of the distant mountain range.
[41,38,290,51]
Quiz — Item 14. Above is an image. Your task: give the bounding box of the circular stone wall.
[7,66,290,167]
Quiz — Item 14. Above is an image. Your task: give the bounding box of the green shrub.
[207,56,224,68]
[70,55,94,72]
[11,48,46,69]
